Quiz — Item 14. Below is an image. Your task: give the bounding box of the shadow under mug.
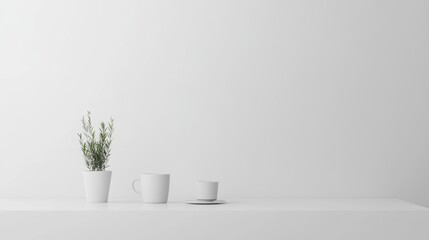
[132,173,170,203]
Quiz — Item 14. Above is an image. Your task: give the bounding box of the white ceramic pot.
[83,171,112,203]
[132,173,170,203]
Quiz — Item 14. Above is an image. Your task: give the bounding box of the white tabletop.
[0,198,426,212]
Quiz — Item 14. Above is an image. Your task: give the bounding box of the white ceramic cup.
[132,173,170,203]
[196,181,218,201]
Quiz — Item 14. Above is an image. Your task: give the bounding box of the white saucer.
[185,200,226,205]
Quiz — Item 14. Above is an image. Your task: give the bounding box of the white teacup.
[132,173,170,203]
[196,181,218,201]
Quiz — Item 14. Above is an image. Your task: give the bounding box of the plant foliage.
[78,111,114,171]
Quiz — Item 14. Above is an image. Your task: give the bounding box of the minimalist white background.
[0,0,428,206]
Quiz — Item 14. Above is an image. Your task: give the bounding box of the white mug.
[196,181,218,201]
[132,173,170,203]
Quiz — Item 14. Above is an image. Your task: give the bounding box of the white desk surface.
[0,198,426,212]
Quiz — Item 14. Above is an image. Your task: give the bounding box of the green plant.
[78,111,114,171]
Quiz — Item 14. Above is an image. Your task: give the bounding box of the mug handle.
[132,178,141,194]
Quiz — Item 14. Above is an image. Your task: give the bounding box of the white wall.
[1,0,429,206]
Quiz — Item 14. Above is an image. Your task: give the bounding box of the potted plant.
[78,111,114,203]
